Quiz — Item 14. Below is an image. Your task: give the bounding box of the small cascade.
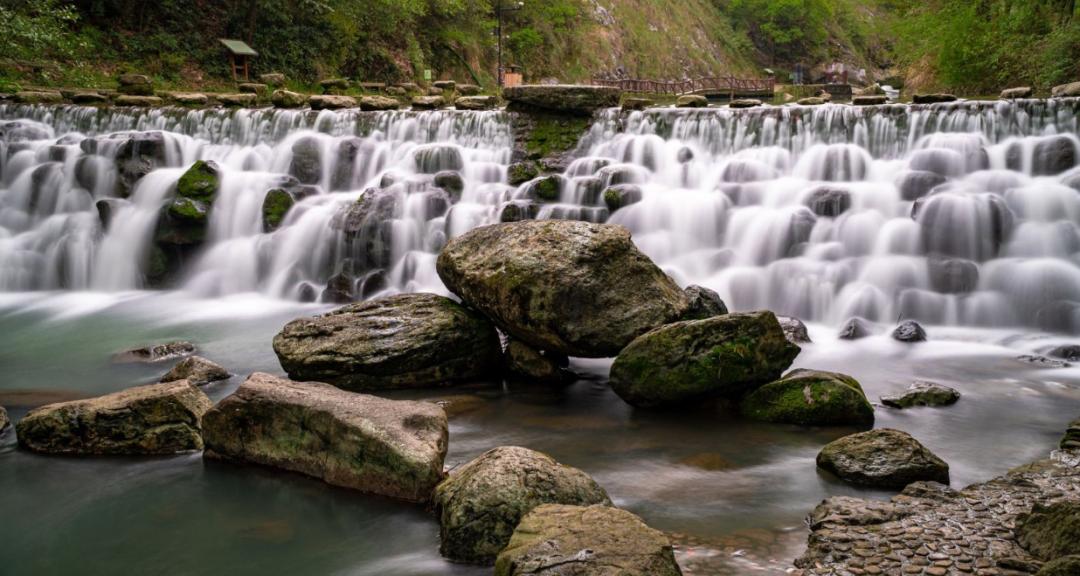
[3,99,1080,332]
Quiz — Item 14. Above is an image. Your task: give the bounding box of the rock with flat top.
[271,89,307,108]
[494,504,683,576]
[1052,81,1080,98]
[913,93,958,104]
[160,356,230,387]
[1002,87,1033,99]
[816,428,949,488]
[202,372,448,502]
[677,94,708,108]
[16,381,211,455]
[360,95,400,111]
[881,381,960,408]
[309,95,356,110]
[503,85,621,114]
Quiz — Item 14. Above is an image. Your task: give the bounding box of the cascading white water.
[2,99,1080,332]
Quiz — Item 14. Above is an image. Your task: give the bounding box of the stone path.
[793,449,1080,575]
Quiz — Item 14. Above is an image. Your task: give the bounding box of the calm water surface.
[1,292,1078,575]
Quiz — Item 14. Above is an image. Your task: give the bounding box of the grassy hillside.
[0,0,1076,95]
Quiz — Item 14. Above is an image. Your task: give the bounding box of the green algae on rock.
[433,446,611,565]
[202,372,448,503]
[436,220,688,358]
[740,368,874,426]
[272,293,502,390]
[16,380,211,455]
[610,311,799,408]
[494,504,683,576]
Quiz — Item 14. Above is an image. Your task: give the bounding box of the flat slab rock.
[795,450,1080,575]
[202,372,448,502]
[16,380,211,455]
[494,504,683,576]
[272,292,501,391]
[502,85,621,114]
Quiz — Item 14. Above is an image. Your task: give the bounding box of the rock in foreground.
[816,429,949,489]
[202,372,448,502]
[610,311,800,408]
[494,504,683,576]
[880,380,960,409]
[433,446,611,565]
[273,293,501,390]
[740,369,873,426]
[1016,501,1080,560]
[160,356,230,387]
[437,221,688,358]
[16,381,211,455]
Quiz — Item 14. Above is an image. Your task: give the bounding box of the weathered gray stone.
[1002,87,1033,99]
[494,504,683,576]
[16,381,211,455]
[677,94,708,108]
[881,381,961,409]
[309,95,357,110]
[272,293,502,390]
[778,316,811,343]
[1052,81,1080,98]
[411,95,445,110]
[436,221,689,358]
[433,446,610,565]
[271,89,307,108]
[160,356,230,387]
[112,341,195,363]
[359,95,400,111]
[202,372,448,502]
[681,284,728,320]
[817,428,950,489]
[216,93,257,107]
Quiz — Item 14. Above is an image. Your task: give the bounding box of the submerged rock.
[816,429,949,489]
[1049,344,1080,362]
[740,369,874,426]
[881,380,960,409]
[1017,354,1072,368]
[160,356,230,387]
[681,284,728,320]
[494,504,682,576]
[778,316,812,343]
[436,221,689,358]
[16,381,211,455]
[111,341,195,363]
[892,320,927,342]
[838,317,873,340]
[505,339,570,384]
[202,372,448,502]
[433,446,611,565]
[804,186,851,217]
[610,311,800,408]
[896,169,947,201]
[1016,501,1080,560]
[272,293,502,390]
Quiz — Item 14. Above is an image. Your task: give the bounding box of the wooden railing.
[590,76,776,96]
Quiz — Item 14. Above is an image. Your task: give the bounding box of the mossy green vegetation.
[261,188,293,232]
[524,115,590,161]
[740,369,874,426]
[176,160,219,202]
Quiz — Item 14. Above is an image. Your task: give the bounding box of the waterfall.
[2,99,1080,332]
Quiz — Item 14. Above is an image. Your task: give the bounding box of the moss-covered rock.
[610,311,800,408]
[433,446,610,565]
[436,221,689,358]
[272,293,502,390]
[527,174,562,202]
[816,429,949,489]
[167,196,209,224]
[271,89,307,108]
[602,184,643,212]
[494,504,682,576]
[740,369,873,426]
[1017,501,1080,560]
[202,372,448,502]
[1037,555,1080,576]
[505,339,570,383]
[507,161,539,186]
[261,188,294,232]
[16,381,211,455]
[176,160,220,202]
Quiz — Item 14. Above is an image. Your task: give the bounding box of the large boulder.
[494,504,683,576]
[433,446,611,565]
[436,221,689,357]
[202,373,448,502]
[609,311,801,408]
[16,381,211,455]
[502,85,620,115]
[740,369,874,426]
[816,429,950,489]
[881,380,960,409]
[272,293,502,391]
[1016,501,1080,560]
[160,356,229,387]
